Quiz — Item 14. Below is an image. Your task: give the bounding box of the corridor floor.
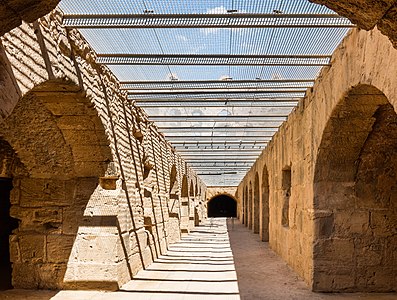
[0,218,396,300]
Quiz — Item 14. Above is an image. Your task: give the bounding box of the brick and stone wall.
[237,27,397,292]
[0,8,206,290]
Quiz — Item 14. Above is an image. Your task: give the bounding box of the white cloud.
[176,34,188,42]
[200,7,247,35]
[200,6,228,35]
[206,6,228,14]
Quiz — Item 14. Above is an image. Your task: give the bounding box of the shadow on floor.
[227,218,397,300]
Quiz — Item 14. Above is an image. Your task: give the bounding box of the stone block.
[314,238,354,264]
[57,115,95,130]
[36,263,67,289]
[63,262,119,290]
[314,213,334,238]
[12,263,38,289]
[370,210,397,236]
[19,234,45,263]
[74,177,99,205]
[9,234,20,263]
[19,178,74,207]
[47,234,75,263]
[70,234,119,264]
[74,161,107,177]
[71,145,111,162]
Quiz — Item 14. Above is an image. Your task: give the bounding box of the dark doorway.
[208,195,237,218]
[0,178,18,290]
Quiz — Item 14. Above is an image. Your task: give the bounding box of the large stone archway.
[207,194,237,218]
[261,166,270,242]
[0,80,112,289]
[313,84,397,292]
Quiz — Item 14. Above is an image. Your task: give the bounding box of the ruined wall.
[237,27,397,292]
[0,8,206,290]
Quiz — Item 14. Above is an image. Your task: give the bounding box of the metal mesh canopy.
[59,0,352,186]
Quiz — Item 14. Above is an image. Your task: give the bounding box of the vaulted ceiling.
[59,0,353,186]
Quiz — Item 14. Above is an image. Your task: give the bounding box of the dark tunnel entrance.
[0,178,18,290]
[208,195,237,218]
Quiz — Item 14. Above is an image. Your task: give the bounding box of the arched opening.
[0,81,112,289]
[0,140,21,290]
[313,84,397,292]
[261,166,270,242]
[242,189,245,224]
[168,164,180,242]
[244,186,248,226]
[169,164,178,195]
[181,175,188,198]
[208,194,237,218]
[180,175,190,232]
[189,179,194,197]
[281,166,291,228]
[248,182,253,229]
[253,172,260,233]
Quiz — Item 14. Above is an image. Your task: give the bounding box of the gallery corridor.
[1,218,396,300]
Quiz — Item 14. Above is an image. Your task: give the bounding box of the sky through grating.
[59,0,352,186]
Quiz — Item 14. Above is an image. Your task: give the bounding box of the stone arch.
[0,80,113,289]
[253,172,260,234]
[313,84,397,292]
[189,179,194,197]
[248,181,253,230]
[207,194,237,218]
[261,166,270,242]
[181,175,188,198]
[180,174,190,233]
[242,188,245,224]
[244,185,248,226]
[167,163,180,242]
[0,139,25,290]
[0,80,112,178]
[169,164,178,195]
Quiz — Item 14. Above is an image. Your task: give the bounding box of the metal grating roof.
[59,0,352,186]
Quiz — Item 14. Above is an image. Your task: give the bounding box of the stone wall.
[237,27,397,292]
[0,8,206,290]
[0,0,59,37]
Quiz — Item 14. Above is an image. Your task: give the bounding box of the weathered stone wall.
[237,27,397,292]
[0,8,206,290]
[206,187,237,202]
[0,0,59,37]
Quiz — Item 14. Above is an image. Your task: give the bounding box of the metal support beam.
[172,140,267,144]
[165,135,273,139]
[150,115,286,121]
[129,89,307,96]
[97,53,331,66]
[186,159,256,162]
[176,148,262,151]
[133,97,302,102]
[158,126,279,130]
[63,13,354,29]
[120,79,315,90]
[139,103,297,108]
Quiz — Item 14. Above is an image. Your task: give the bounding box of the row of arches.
[241,167,269,241]
[238,82,397,292]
